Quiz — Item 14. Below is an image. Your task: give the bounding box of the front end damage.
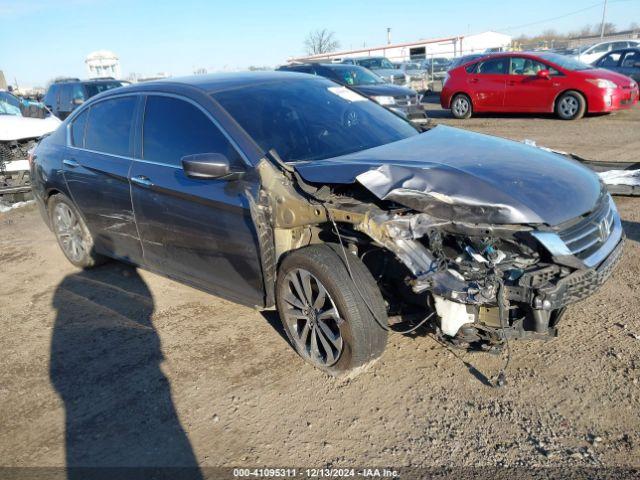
[0,139,36,201]
[252,152,625,350]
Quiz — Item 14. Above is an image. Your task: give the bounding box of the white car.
[574,40,640,64]
[1,91,61,200]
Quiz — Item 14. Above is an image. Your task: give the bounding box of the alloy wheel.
[452,96,469,117]
[53,203,88,263]
[281,268,344,367]
[559,96,579,118]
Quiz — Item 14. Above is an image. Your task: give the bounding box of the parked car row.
[276,63,428,124]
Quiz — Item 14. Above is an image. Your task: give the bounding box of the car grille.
[557,197,615,260]
[540,236,624,308]
[394,95,420,106]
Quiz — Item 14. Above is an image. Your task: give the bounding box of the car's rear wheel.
[275,244,388,376]
[555,91,586,120]
[48,193,106,269]
[451,93,473,119]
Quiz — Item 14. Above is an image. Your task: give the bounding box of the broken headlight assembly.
[347,201,624,350]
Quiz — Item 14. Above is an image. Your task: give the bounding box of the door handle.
[470,78,479,83]
[62,158,79,168]
[507,81,516,86]
[131,175,154,188]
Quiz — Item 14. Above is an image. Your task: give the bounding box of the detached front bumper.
[533,236,624,310]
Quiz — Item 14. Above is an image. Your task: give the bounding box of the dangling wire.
[326,206,434,334]
[326,205,512,386]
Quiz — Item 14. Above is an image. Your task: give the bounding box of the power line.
[496,0,634,33]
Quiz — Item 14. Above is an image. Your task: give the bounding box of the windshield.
[328,66,385,85]
[536,52,593,71]
[212,78,418,162]
[84,81,124,98]
[357,58,395,70]
[0,92,22,116]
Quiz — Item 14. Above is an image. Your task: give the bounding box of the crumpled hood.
[294,125,602,226]
[0,115,61,142]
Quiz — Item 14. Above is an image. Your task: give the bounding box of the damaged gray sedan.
[32,73,624,375]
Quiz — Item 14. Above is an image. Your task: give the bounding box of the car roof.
[607,47,640,53]
[93,71,320,98]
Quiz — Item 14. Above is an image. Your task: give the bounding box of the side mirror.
[182,153,240,179]
[536,69,550,79]
[72,98,84,106]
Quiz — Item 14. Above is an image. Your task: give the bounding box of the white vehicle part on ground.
[0,115,61,142]
[598,169,640,187]
[434,296,476,337]
[522,138,640,192]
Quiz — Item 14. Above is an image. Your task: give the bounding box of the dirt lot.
[1,102,639,474]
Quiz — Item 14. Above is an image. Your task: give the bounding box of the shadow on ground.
[622,220,640,243]
[49,263,202,479]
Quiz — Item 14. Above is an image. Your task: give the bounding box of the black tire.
[275,244,388,376]
[555,90,586,120]
[450,93,473,119]
[48,193,106,269]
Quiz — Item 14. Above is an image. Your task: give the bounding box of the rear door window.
[71,84,86,102]
[598,52,623,67]
[83,81,124,98]
[59,85,73,109]
[591,43,611,54]
[70,109,89,147]
[622,51,640,68]
[43,85,58,107]
[84,96,136,156]
[477,58,509,74]
[142,95,242,167]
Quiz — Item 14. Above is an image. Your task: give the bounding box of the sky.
[1,0,639,86]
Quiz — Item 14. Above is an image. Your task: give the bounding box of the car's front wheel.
[48,193,106,268]
[450,93,473,119]
[555,91,586,120]
[275,244,388,376]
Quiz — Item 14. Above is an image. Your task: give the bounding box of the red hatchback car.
[441,52,639,120]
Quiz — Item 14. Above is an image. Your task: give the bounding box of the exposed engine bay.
[250,148,625,351]
[0,139,36,201]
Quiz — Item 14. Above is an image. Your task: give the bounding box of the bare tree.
[579,24,595,36]
[304,29,340,55]
[601,22,616,35]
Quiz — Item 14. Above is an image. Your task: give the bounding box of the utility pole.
[599,0,608,39]
[387,27,391,45]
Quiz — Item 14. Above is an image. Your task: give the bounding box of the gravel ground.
[1,103,639,474]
